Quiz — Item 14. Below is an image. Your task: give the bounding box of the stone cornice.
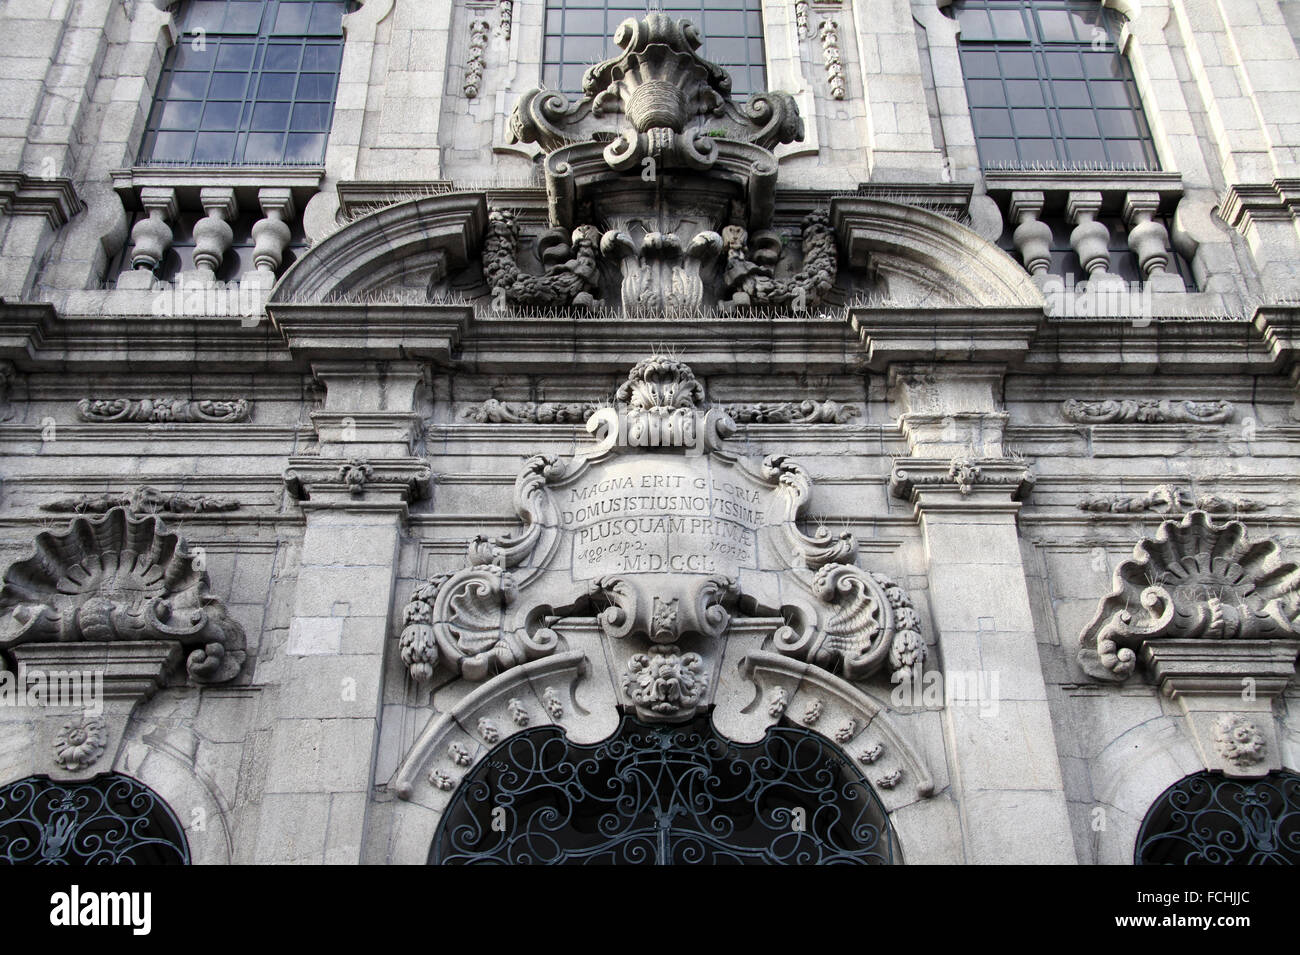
[283,455,433,511]
[266,303,469,362]
[849,307,1043,367]
[0,172,83,228]
[1219,180,1299,230]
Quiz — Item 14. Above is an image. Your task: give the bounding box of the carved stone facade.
[0,1,1299,869]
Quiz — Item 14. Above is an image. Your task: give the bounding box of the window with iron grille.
[542,0,766,98]
[140,0,352,165]
[951,0,1159,169]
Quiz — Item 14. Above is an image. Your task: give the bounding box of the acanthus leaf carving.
[462,399,600,424]
[0,508,247,684]
[1078,510,1300,682]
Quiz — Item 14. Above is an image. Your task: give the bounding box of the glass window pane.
[273,3,311,34]
[1018,138,1059,163]
[1089,80,1134,108]
[308,3,346,36]
[224,2,265,34]
[215,42,255,70]
[1044,51,1084,78]
[1097,109,1141,138]
[1037,11,1078,42]
[297,72,337,99]
[1011,108,1052,137]
[960,50,1000,78]
[244,131,286,161]
[1005,79,1043,106]
[291,102,330,131]
[258,73,296,99]
[264,43,303,71]
[967,78,1007,107]
[1063,138,1106,163]
[166,71,210,100]
[1083,51,1124,79]
[972,107,1013,136]
[1059,108,1099,137]
[150,131,195,162]
[285,131,327,161]
[301,43,341,72]
[194,131,237,161]
[978,138,1019,164]
[1052,80,1091,107]
[1105,138,1153,167]
[200,101,242,130]
[184,1,228,33]
[955,9,993,41]
[252,102,290,131]
[208,72,251,99]
[998,51,1038,77]
[990,10,1029,41]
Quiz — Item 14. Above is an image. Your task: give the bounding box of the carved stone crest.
[398,357,925,723]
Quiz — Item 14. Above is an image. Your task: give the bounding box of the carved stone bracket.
[890,458,1036,503]
[283,456,432,508]
[1143,639,1299,778]
[1062,398,1234,424]
[1078,510,1300,684]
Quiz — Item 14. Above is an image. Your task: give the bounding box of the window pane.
[201,101,242,130]
[273,3,311,34]
[166,71,211,100]
[296,72,337,99]
[1097,109,1141,138]
[989,10,1029,41]
[1059,108,1099,137]
[215,42,255,70]
[194,131,237,161]
[308,3,346,36]
[263,43,303,71]
[955,9,993,41]
[1005,79,1044,106]
[224,2,265,34]
[1011,109,1051,137]
[1036,11,1079,43]
[301,44,342,72]
[291,102,330,131]
[1052,80,1091,107]
[244,131,286,161]
[150,131,195,162]
[972,108,1013,136]
[252,101,290,130]
[258,72,296,99]
[286,131,327,161]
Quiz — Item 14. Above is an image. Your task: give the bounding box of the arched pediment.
[270,192,488,302]
[830,196,1043,308]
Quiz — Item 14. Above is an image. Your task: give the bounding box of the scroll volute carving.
[1078,510,1300,682]
[0,508,246,683]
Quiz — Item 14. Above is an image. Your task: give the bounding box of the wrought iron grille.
[431,714,899,865]
[1136,771,1300,865]
[0,774,190,865]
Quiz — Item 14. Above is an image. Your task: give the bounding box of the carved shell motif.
[1078,510,1300,681]
[0,508,246,683]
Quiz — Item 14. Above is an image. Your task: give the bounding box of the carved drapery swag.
[491,14,837,314]
[1078,510,1300,681]
[0,508,247,683]
[399,357,925,721]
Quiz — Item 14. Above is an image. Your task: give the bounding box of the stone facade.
[0,0,1299,865]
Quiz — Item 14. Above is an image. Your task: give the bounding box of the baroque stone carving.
[1078,510,1300,682]
[818,20,846,100]
[429,769,456,791]
[725,399,858,424]
[858,742,883,764]
[76,397,251,424]
[398,357,926,695]
[1078,484,1264,515]
[0,508,247,683]
[801,698,824,725]
[503,14,817,313]
[1062,398,1234,425]
[795,0,811,38]
[477,717,501,743]
[543,686,564,720]
[483,210,603,310]
[462,399,600,424]
[622,645,709,720]
[42,485,239,515]
[507,698,529,726]
[337,459,374,496]
[497,0,512,41]
[52,716,107,772]
[1213,714,1266,767]
[767,686,788,717]
[464,19,490,98]
[720,212,838,311]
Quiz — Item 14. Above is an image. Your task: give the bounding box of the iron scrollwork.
[1135,770,1300,864]
[431,715,899,865]
[0,774,190,865]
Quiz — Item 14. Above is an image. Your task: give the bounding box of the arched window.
[1136,770,1300,865]
[0,774,190,865]
[140,0,351,165]
[542,0,766,97]
[431,714,899,865]
[951,0,1158,169]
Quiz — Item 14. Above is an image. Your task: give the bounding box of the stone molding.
[0,172,83,228]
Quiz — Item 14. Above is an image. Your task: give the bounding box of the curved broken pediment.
[832,197,1043,308]
[269,191,487,302]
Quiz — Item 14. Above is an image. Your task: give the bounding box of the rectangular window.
[953,0,1159,170]
[140,0,351,165]
[541,0,766,98]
